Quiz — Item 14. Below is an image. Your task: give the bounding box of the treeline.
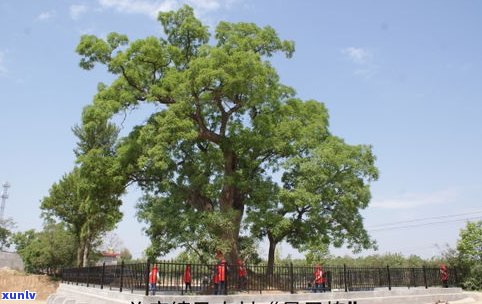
[4,222,133,275]
[172,250,442,268]
[289,253,443,268]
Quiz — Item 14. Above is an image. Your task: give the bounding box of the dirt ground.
[0,267,58,303]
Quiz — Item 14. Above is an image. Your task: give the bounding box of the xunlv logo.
[1,290,37,300]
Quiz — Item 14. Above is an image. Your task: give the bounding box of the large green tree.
[75,5,377,264]
[248,136,377,272]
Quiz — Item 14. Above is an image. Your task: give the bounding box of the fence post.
[327,270,332,291]
[289,262,294,294]
[259,265,263,294]
[422,266,427,289]
[86,266,90,287]
[410,268,415,288]
[100,262,106,289]
[76,266,80,286]
[145,260,151,296]
[378,268,383,287]
[181,264,184,295]
[386,265,391,291]
[120,260,125,292]
[344,264,348,292]
[225,261,228,295]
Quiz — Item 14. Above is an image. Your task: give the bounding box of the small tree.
[0,218,15,250]
[457,221,482,263]
[13,223,76,274]
[42,121,125,267]
[457,221,482,290]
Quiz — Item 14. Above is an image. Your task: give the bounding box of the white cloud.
[341,47,379,79]
[0,51,7,76]
[70,4,89,20]
[98,0,178,18]
[371,189,458,210]
[97,0,233,18]
[342,47,371,65]
[36,11,55,21]
[188,0,220,11]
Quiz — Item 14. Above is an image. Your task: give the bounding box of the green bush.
[462,263,482,291]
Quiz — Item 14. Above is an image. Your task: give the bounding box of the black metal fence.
[61,261,460,295]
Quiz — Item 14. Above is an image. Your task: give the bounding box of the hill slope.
[0,268,58,303]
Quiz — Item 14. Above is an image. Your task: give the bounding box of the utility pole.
[0,182,10,221]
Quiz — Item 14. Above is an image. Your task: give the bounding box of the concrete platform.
[47,284,471,304]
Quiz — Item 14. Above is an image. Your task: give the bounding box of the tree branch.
[191,95,222,144]
[120,65,177,105]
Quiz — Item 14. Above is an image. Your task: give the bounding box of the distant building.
[97,250,120,266]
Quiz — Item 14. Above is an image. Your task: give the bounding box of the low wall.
[47,284,470,304]
[0,251,24,271]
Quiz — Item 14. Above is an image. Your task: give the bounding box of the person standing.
[149,265,160,295]
[215,258,227,295]
[184,264,192,293]
[440,264,449,288]
[237,259,247,291]
[313,265,325,293]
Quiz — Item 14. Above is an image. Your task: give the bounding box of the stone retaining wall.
[47,284,469,304]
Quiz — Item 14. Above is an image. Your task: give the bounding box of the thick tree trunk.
[82,242,90,267]
[219,194,244,264]
[76,246,83,267]
[267,233,278,276]
[219,148,244,264]
[227,205,244,263]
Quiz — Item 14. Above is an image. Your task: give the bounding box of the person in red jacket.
[313,265,325,293]
[215,258,226,295]
[237,258,247,291]
[184,264,192,293]
[440,264,449,288]
[149,265,160,295]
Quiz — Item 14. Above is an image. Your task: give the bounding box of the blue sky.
[1,0,481,259]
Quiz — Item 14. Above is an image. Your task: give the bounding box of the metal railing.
[61,261,461,295]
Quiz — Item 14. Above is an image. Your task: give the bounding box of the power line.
[367,210,482,229]
[369,216,482,232]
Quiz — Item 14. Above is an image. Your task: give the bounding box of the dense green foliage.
[0,218,15,250]
[0,226,10,250]
[173,236,262,265]
[303,253,437,268]
[457,221,482,263]
[74,5,378,269]
[456,221,482,290]
[12,223,76,274]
